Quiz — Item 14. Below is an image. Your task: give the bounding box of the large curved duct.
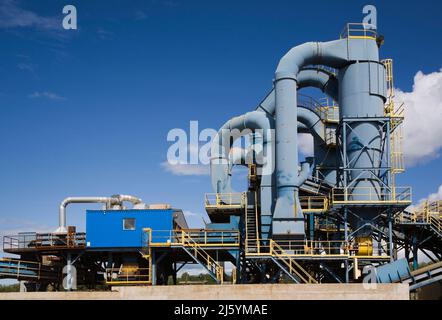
[257,68,339,115]
[255,68,339,187]
[213,106,324,195]
[55,194,144,233]
[210,111,274,194]
[272,39,379,238]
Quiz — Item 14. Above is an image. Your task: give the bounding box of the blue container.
[86,209,173,249]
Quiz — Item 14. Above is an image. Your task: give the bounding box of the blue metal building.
[86,209,174,248]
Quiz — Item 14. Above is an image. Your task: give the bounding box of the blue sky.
[0,0,442,237]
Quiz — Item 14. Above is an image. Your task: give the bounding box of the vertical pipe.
[273,77,305,237]
[412,235,418,270]
[309,214,314,241]
[344,208,349,283]
[388,210,393,262]
[66,253,72,291]
[152,250,157,285]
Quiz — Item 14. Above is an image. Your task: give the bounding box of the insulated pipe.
[257,68,339,115]
[228,120,311,174]
[210,111,274,194]
[255,68,340,188]
[55,195,143,233]
[214,106,323,196]
[272,38,381,238]
[273,40,348,238]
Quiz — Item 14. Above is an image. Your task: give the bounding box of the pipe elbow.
[275,42,320,80]
[111,194,143,205]
[275,39,351,81]
[297,161,312,187]
[243,111,273,132]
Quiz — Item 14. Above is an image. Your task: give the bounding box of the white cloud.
[0,0,59,31]
[183,210,208,229]
[427,184,442,202]
[161,162,209,176]
[298,133,314,156]
[17,62,35,72]
[29,91,66,101]
[407,184,442,212]
[397,69,442,166]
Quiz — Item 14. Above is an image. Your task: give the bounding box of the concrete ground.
[0,283,409,300]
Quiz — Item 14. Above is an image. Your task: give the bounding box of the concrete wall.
[0,284,409,300]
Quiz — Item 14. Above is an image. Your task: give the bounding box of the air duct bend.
[210,111,274,194]
[55,195,144,233]
[257,68,339,115]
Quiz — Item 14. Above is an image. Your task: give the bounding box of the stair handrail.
[270,240,317,283]
[180,230,224,283]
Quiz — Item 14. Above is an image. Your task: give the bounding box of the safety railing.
[105,267,151,285]
[271,240,318,283]
[317,97,339,123]
[383,58,395,115]
[0,258,57,281]
[298,94,340,130]
[340,23,377,40]
[246,239,350,257]
[180,230,224,284]
[3,232,86,252]
[143,229,228,283]
[331,186,412,205]
[204,193,245,209]
[246,239,389,259]
[299,196,329,213]
[391,126,405,174]
[145,229,240,247]
[315,220,343,232]
[396,201,442,234]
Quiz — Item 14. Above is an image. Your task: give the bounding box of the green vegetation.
[0,284,20,292]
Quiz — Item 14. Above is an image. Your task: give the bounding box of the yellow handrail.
[204,193,245,208]
[331,186,412,204]
[180,230,224,284]
[340,23,377,40]
[270,240,318,284]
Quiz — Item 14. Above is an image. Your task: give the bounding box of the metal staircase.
[270,241,318,284]
[245,192,260,254]
[396,201,442,239]
[300,177,333,196]
[179,231,224,284]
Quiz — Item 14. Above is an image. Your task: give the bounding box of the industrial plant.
[1,21,441,297]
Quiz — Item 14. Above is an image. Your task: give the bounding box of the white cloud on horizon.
[397,68,442,167]
[29,91,66,101]
[161,162,209,176]
[0,0,60,31]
